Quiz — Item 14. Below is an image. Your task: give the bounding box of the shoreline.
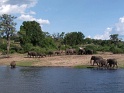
[0,53,124,68]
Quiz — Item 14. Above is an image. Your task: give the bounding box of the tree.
[52,32,65,46]
[64,31,85,46]
[0,14,16,57]
[110,34,119,42]
[18,21,44,47]
[110,34,119,47]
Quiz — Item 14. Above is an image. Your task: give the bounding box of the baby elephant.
[96,59,107,68]
[10,61,16,68]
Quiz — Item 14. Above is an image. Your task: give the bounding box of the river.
[0,66,124,93]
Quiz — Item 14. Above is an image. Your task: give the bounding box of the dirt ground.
[0,52,124,67]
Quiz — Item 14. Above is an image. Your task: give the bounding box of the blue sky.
[0,0,124,40]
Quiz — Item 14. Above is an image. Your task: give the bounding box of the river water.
[0,66,124,93]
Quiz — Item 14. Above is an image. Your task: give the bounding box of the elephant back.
[91,56,103,60]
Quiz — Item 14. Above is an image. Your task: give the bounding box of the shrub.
[85,45,97,53]
[110,47,124,54]
[22,43,33,52]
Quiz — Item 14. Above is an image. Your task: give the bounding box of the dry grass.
[0,52,124,67]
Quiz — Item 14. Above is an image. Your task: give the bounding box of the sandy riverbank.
[0,53,124,67]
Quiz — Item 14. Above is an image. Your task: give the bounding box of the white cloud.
[18,14,50,25]
[4,0,37,7]
[18,14,35,21]
[94,28,112,40]
[29,10,36,15]
[0,0,50,26]
[114,17,124,35]
[86,35,91,38]
[0,4,27,14]
[93,16,124,40]
[0,0,37,14]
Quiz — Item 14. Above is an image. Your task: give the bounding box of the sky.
[0,0,124,40]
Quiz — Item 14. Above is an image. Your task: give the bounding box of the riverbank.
[0,53,124,68]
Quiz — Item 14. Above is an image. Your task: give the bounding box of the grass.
[74,64,124,70]
[118,65,124,69]
[16,60,36,67]
[74,65,95,69]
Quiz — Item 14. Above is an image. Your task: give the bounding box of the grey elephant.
[54,51,62,56]
[107,59,118,69]
[47,51,54,56]
[10,61,16,68]
[85,49,93,55]
[78,48,85,55]
[66,49,77,55]
[37,52,46,58]
[90,56,103,65]
[27,51,37,58]
[95,59,107,68]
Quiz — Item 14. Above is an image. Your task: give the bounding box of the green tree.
[84,38,93,44]
[64,31,85,46]
[110,34,119,47]
[18,21,44,47]
[52,32,65,47]
[0,14,16,57]
[110,34,119,42]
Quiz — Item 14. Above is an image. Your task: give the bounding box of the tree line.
[0,14,124,57]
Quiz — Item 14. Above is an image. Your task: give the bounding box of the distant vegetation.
[0,14,124,55]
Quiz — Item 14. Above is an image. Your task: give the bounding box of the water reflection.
[0,66,124,93]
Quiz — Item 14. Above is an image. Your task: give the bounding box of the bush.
[110,47,124,54]
[22,43,33,52]
[97,45,110,52]
[85,45,97,53]
[0,43,7,50]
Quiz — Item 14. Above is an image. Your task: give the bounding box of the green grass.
[16,61,35,67]
[74,65,90,69]
[118,65,124,69]
[74,65,100,69]
[74,65,123,69]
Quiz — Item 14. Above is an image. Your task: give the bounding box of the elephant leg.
[93,60,98,66]
[109,64,112,68]
[113,64,116,68]
[116,64,118,68]
[93,61,95,66]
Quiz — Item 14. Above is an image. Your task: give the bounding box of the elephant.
[47,51,54,56]
[66,49,77,55]
[95,59,107,68]
[27,51,37,58]
[78,48,85,55]
[37,52,46,58]
[10,61,16,68]
[90,56,103,66]
[85,49,93,55]
[107,59,118,69]
[54,51,62,56]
